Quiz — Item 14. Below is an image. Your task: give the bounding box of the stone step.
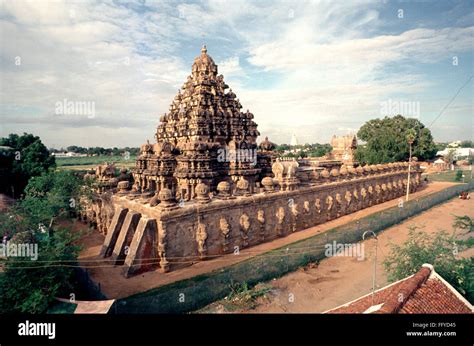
[110,211,142,265]
[99,207,128,258]
[122,218,158,278]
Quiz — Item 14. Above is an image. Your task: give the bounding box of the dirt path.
[202,196,472,313]
[76,181,461,299]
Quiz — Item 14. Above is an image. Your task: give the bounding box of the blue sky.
[0,0,472,148]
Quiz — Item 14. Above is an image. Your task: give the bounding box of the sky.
[0,0,473,149]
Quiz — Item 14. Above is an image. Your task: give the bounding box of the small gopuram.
[133,46,264,202]
[85,47,423,278]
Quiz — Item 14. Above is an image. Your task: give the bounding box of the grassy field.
[427,168,473,184]
[56,155,136,171]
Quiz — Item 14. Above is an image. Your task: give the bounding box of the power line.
[0,245,330,270]
[428,75,473,129]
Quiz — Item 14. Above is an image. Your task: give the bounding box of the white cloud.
[0,0,472,147]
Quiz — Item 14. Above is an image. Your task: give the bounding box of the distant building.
[327,134,357,165]
[325,264,473,314]
[52,152,88,158]
[290,134,298,147]
[436,148,473,159]
[432,158,449,171]
[448,140,462,148]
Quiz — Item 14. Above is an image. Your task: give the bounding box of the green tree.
[0,133,55,197]
[0,226,80,313]
[355,115,437,164]
[0,170,84,313]
[19,171,83,228]
[460,140,474,148]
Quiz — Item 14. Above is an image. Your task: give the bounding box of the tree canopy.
[0,133,55,197]
[0,170,83,313]
[355,115,437,164]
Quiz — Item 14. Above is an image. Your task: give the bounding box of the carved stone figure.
[291,202,299,232]
[158,225,170,272]
[276,206,285,237]
[326,195,334,220]
[257,210,266,241]
[196,222,208,259]
[315,198,322,214]
[219,217,231,253]
[239,213,250,247]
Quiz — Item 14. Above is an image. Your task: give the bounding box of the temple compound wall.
[98,162,422,277]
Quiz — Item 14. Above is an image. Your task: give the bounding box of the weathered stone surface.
[99,207,128,257]
[122,218,158,277]
[110,211,141,265]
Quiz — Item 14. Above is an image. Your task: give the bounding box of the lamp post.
[405,129,416,202]
[363,231,378,306]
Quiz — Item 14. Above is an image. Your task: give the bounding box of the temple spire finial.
[201,45,207,54]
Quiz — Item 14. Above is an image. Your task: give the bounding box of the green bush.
[454,170,463,181]
[384,225,473,304]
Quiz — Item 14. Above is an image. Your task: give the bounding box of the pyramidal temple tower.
[134,46,269,201]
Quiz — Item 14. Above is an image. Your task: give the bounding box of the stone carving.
[196,222,208,259]
[217,181,232,199]
[257,210,266,241]
[158,188,178,210]
[239,213,250,247]
[375,184,382,202]
[158,225,169,272]
[302,200,311,228]
[344,190,352,212]
[117,181,130,195]
[335,193,343,216]
[276,206,285,237]
[195,182,211,204]
[261,177,275,193]
[291,202,299,232]
[219,217,231,253]
[326,195,334,220]
[315,198,322,214]
[234,177,250,196]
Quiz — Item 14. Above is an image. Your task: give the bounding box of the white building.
[290,134,298,147]
[436,148,473,159]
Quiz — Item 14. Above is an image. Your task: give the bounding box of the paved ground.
[74,181,461,299]
[199,195,473,313]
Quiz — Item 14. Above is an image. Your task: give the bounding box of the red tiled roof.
[326,264,473,314]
